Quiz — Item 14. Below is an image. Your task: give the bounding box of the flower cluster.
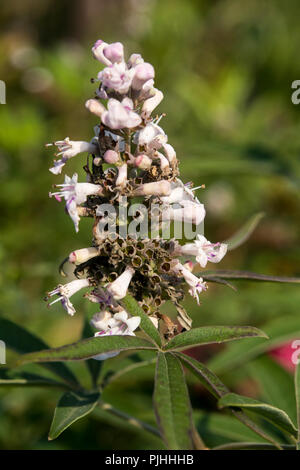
[45,40,227,354]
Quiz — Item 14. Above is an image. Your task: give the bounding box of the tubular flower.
[92,311,141,361]
[107,266,135,300]
[173,263,207,305]
[178,235,228,268]
[49,173,103,232]
[46,138,97,175]
[47,278,90,316]
[68,247,99,264]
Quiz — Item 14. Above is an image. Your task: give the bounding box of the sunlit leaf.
[164,325,267,352]
[218,392,297,438]
[16,335,156,365]
[153,352,193,449]
[48,391,100,440]
[208,315,300,374]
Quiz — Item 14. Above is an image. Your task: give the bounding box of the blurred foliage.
[0,0,299,449]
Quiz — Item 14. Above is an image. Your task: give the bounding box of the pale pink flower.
[101,98,141,129]
[179,235,227,268]
[92,40,124,65]
[98,62,134,94]
[47,278,90,315]
[49,173,103,232]
[93,310,141,360]
[46,138,97,175]
[107,265,135,299]
[173,262,207,304]
[132,62,155,90]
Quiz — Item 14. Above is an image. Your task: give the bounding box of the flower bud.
[116,163,127,188]
[103,149,120,164]
[133,180,171,197]
[103,42,124,63]
[142,89,163,118]
[128,53,144,68]
[162,143,176,163]
[132,63,155,90]
[68,247,99,264]
[92,40,111,65]
[85,99,106,118]
[135,154,152,169]
[154,151,169,170]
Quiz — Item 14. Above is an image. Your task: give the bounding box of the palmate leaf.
[224,212,264,251]
[295,361,300,450]
[48,390,100,440]
[208,315,300,374]
[218,393,297,438]
[15,335,156,366]
[121,294,162,347]
[164,325,267,352]
[0,317,78,387]
[153,352,194,450]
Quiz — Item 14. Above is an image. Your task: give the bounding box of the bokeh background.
[0,0,299,449]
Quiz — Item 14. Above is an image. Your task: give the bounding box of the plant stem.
[99,401,161,438]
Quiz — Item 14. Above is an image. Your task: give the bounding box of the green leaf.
[201,270,300,284]
[48,391,100,440]
[0,317,78,387]
[224,212,264,250]
[0,369,67,388]
[81,318,102,387]
[177,353,281,447]
[16,335,156,365]
[218,392,297,438]
[194,410,273,446]
[248,356,297,425]
[153,352,194,449]
[208,315,300,374]
[175,352,229,399]
[295,361,300,450]
[164,325,267,352]
[121,294,162,347]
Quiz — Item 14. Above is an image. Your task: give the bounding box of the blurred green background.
[0,0,299,449]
